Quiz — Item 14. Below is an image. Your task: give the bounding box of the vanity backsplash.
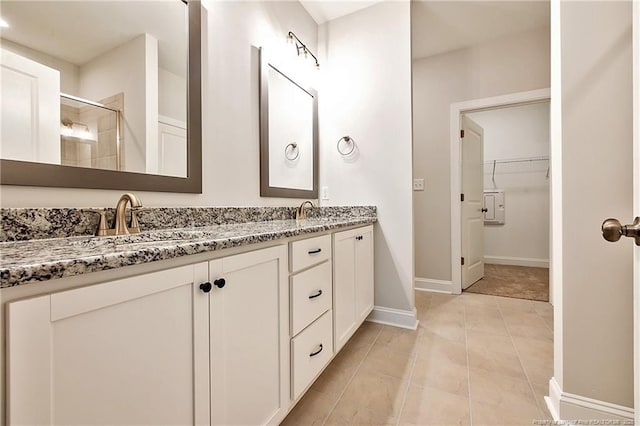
[0,206,377,242]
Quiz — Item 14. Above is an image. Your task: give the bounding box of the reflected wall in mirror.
[0,0,202,193]
[260,48,318,198]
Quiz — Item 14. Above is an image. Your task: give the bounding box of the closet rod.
[484,156,549,165]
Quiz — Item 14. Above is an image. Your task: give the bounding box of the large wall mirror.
[0,0,202,193]
[259,48,318,198]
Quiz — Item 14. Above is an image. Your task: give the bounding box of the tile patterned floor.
[282,291,554,426]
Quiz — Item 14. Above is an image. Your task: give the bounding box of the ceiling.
[412,1,550,59]
[297,1,549,56]
[0,1,187,77]
[299,0,383,24]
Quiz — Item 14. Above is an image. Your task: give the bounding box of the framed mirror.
[0,0,202,193]
[259,48,318,198]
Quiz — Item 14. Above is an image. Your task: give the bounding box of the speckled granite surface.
[0,206,376,241]
[0,208,376,288]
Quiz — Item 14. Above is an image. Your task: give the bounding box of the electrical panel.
[483,189,505,225]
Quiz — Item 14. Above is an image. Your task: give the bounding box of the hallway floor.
[282,291,553,425]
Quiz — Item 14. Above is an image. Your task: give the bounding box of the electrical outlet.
[321,186,329,200]
[413,179,424,191]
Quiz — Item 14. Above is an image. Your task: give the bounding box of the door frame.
[449,88,551,295]
[633,0,639,422]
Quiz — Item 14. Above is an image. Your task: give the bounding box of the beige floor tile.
[327,370,408,424]
[465,309,510,336]
[281,388,338,426]
[420,318,467,343]
[531,381,553,421]
[519,354,553,386]
[512,336,553,361]
[360,343,416,380]
[426,300,466,316]
[310,345,366,399]
[415,291,432,310]
[506,322,553,340]
[419,329,468,365]
[468,368,539,413]
[496,295,540,313]
[411,354,469,397]
[466,329,518,357]
[468,343,528,380]
[399,384,471,426]
[374,326,422,355]
[459,292,500,307]
[499,309,546,328]
[471,401,540,426]
[346,321,384,350]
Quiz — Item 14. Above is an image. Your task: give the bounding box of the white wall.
[467,102,549,267]
[159,68,187,124]
[0,1,319,208]
[412,27,550,282]
[79,34,158,174]
[319,2,415,318]
[555,0,634,412]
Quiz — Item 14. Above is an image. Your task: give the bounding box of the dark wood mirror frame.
[259,48,318,199]
[0,0,202,193]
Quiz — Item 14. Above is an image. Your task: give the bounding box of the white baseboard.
[367,306,418,330]
[484,255,549,268]
[414,278,453,294]
[547,377,634,422]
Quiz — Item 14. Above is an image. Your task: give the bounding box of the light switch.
[413,179,424,191]
[321,186,329,200]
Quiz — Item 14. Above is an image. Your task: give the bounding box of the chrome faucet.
[114,193,143,235]
[296,200,314,220]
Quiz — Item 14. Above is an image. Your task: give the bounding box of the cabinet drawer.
[290,234,331,272]
[291,310,333,400]
[291,261,332,336]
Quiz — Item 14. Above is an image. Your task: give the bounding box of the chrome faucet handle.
[82,208,110,236]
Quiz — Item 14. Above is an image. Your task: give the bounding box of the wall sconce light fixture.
[287,31,319,69]
[60,118,94,141]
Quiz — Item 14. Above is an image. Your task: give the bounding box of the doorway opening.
[449,89,551,300]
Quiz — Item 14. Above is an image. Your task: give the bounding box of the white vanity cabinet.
[3,224,374,426]
[333,225,375,352]
[5,245,289,426]
[6,263,211,426]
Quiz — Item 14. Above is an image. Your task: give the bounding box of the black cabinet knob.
[481,208,488,213]
[200,282,212,293]
[214,278,226,288]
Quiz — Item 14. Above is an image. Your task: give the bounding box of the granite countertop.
[0,216,376,288]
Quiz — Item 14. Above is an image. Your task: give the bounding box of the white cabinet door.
[6,263,210,426]
[355,225,375,323]
[333,225,375,352]
[209,245,289,426]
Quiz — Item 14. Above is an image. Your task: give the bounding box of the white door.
[158,118,187,177]
[5,263,210,426]
[333,228,357,352]
[1,48,60,164]
[461,115,485,289]
[209,245,289,426]
[355,225,374,323]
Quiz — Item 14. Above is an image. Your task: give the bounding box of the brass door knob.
[601,217,640,246]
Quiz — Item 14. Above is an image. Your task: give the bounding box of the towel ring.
[285,143,299,161]
[337,136,356,156]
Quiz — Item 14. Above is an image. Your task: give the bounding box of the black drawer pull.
[309,344,323,357]
[308,248,322,255]
[308,289,323,299]
[199,282,212,293]
[214,278,226,288]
